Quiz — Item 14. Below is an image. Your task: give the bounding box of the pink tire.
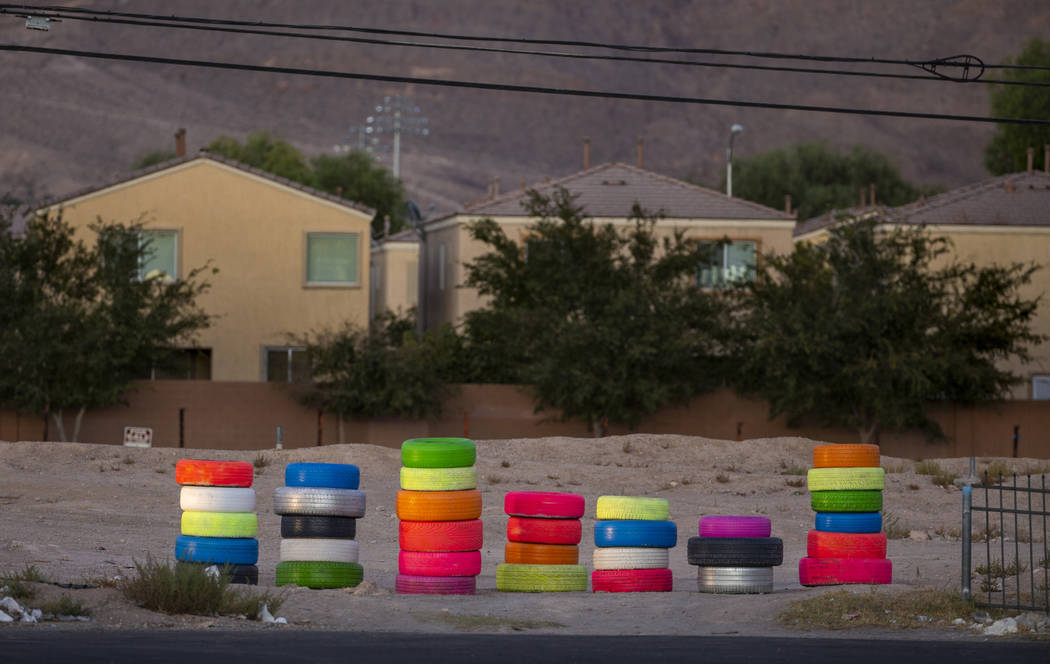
[398,550,482,577]
[395,574,476,595]
[798,557,893,586]
[591,568,673,593]
[698,516,771,538]
[504,491,586,518]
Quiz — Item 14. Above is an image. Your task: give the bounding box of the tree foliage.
[461,187,729,434]
[206,131,312,184]
[730,217,1045,442]
[131,149,177,170]
[984,37,1050,175]
[730,142,942,221]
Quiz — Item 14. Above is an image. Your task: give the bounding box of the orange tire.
[175,459,253,487]
[396,489,482,521]
[812,444,880,468]
[505,541,579,565]
[399,519,484,552]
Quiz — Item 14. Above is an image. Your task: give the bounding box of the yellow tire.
[807,467,885,491]
[496,563,588,592]
[595,496,669,521]
[180,511,258,538]
[400,466,477,491]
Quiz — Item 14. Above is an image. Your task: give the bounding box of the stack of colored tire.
[799,444,893,586]
[592,496,676,593]
[686,516,783,593]
[274,463,366,589]
[496,491,588,592]
[396,438,482,595]
[174,459,258,585]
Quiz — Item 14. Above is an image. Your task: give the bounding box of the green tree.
[461,187,729,435]
[729,142,942,220]
[0,209,214,441]
[205,131,312,184]
[311,150,407,237]
[731,217,1044,442]
[984,37,1050,175]
[131,149,176,170]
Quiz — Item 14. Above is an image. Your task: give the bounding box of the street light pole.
[727,124,744,198]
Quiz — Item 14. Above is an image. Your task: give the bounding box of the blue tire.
[285,463,360,489]
[594,520,677,548]
[814,511,882,533]
[175,535,259,565]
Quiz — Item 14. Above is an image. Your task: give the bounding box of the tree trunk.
[591,415,607,438]
[52,409,68,442]
[72,406,86,443]
[857,423,879,444]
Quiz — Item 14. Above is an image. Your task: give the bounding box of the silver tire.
[280,538,360,563]
[697,566,774,594]
[273,486,366,517]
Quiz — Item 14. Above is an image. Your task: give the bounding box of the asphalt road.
[1,632,1047,664]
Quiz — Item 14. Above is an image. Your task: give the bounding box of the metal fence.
[961,459,1049,613]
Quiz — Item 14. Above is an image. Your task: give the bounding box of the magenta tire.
[398,550,482,577]
[504,491,586,518]
[798,557,893,586]
[591,568,673,593]
[395,574,476,595]
[698,516,772,538]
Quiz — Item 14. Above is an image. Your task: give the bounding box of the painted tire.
[591,568,673,593]
[686,537,783,567]
[697,566,774,594]
[505,541,580,565]
[698,515,771,538]
[395,574,476,595]
[814,512,882,534]
[807,467,885,491]
[400,466,478,491]
[496,564,588,592]
[812,444,880,468]
[595,496,669,521]
[179,486,256,513]
[176,562,258,585]
[284,463,360,489]
[180,511,258,538]
[401,438,476,469]
[175,535,258,565]
[399,519,484,552]
[807,530,887,559]
[398,550,482,577]
[396,490,482,521]
[175,460,253,487]
[504,491,585,519]
[275,561,363,589]
[280,515,357,539]
[273,486,366,517]
[810,490,883,513]
[280,538,360,563]
[798,557,893,586]
[592,547,670,570]
[594,520,677,548]
[507,516,582,545]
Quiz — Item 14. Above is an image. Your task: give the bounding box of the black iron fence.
[961,460,1049,613]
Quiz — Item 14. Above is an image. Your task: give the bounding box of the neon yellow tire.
[400,466,478,491]
[806,467,885,491]
[180,511,258,538]
[595,496,669,521]
[496,563,588,592]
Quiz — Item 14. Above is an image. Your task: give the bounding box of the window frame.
[694,238,759,291]
[304,232,361,288]
[1033,375,1050,400]
[138,228,180,281]
[263,346,310,383]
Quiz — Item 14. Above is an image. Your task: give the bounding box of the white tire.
[592,547,670,570]
[180,486,256,512]
[280,538,360,563]
[273,486,366,517]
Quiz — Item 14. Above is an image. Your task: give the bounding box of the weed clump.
[119,558,282,620]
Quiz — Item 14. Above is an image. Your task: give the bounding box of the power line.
[3,43,1049,126]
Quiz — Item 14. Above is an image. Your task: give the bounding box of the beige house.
[41,153,374,382]
[794,165,1050,399]
[369,228,420,321]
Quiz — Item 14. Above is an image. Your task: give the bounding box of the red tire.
[591,568,673,593]
[398,550,482,577]
[399,519,484,552]
[507,516,582,545]
[504,541,580,565]
[504,491,585,518]
[806,530,887,559]
[698,516,771,538]
[395,574,476,595]
[175,460,253,487]
[798,557,893,586]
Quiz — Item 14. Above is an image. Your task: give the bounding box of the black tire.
[176,562,259,585]
[280,514,357,539]
[686,536,783,567]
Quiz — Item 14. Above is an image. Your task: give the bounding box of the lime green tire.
[401,438,476,469]
[180,511,258,538]
[807,467,885,491]
[496,563,588,592]
[810,490,883,512]
[275,561,363,589]
[400,466,478,491]
[595,496,669,521]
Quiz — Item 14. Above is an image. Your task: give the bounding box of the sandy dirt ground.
[0,434,1045,639]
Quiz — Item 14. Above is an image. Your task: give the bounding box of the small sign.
[123,426,153,448]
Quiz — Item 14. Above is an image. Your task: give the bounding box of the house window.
[265,347,310,383]
[1034,375,1050,400]
[139,229,178,280]
[306,233,359,285]
[697,241,756,289]
[140,348,211,380]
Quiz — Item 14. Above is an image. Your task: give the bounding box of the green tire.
[595,496,669,521]
[807,467,885,491]
[496,563,588,592]
[180,511,258,538]
[401,438,476,469]
[810,490,883,512]
[275,561,363,589]
[400,466,478,491]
